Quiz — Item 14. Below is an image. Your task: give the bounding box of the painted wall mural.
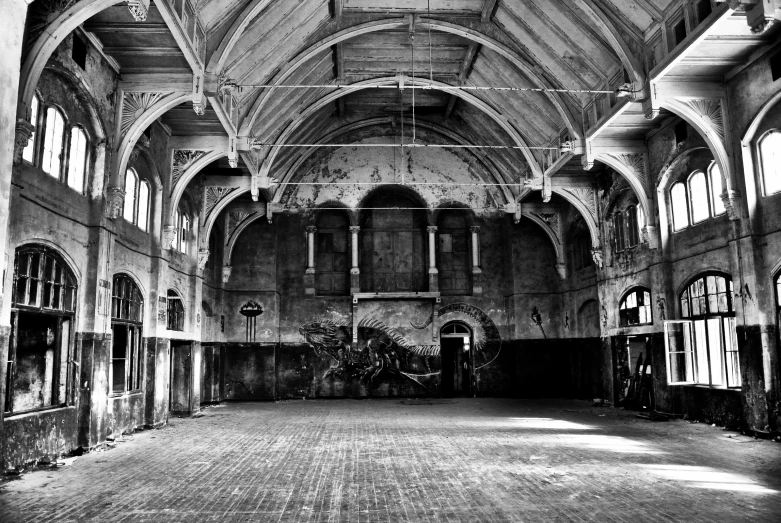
[299,303,503,390]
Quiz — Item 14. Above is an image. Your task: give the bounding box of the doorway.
[440,322,472,397]
[169,341,192,414]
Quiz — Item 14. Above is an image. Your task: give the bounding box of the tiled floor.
[1,399,780,522]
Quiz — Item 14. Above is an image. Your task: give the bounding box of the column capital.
[105,187,126,220]
[349,226,361,234]
[13,119,34,165]
[197,249,210,271]
[427,226,438,234]
[222,265,232,284]
[305,225,317,234]
[469,225,481,234]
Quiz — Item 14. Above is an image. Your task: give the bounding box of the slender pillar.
[470,226,482,295]
[427,226,438,292]
[304,226,316,295]
[349,226,360,293]
[305,226,316,274]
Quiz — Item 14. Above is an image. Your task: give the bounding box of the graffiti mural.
[299,303,503,389]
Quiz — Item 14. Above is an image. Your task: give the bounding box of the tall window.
[123,168,150,231]
[315,211,349,296]
[173,210,190,253]
[671,162,726,231]
[111,274,143,394]
[666,274,740,388]
[5,246,77,414]
[438,211,471,295]
[22,95,40,163]
[619,288,652,327]
[42,107,65,177]
[67,127,88,193]
[611,204,642,253]
[759,130,781,195]
[167,289,184,331]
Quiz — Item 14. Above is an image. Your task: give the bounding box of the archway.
[440,322,473,398]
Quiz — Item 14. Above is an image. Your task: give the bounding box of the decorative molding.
[606,153,646,188]
[128,0,150,22]
[204,187,238,219]
[171,149,207,191]
[563,187,597,221]
[533,212,561,243]
[227,211,254,239]
[197,249,210,271]
[13,119,34,165]
[591,247,604,269]
[683,99,724,141]
[105,187,125,220]
[121,92,164,138]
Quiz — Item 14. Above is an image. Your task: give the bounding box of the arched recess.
[199,189,257,251]
[256,76,543,194]
[223,208,269,266]
[17,0,126,120]
[113,92,192,191]
[593,155,651,222]
[740,90,781,222]
[273,117,514,205]
[655,146,710,245]
[551,189,600,250]
[660,99,737,216]
[521,213,565,278]
[238,18,582,140]
[169,150,226,226]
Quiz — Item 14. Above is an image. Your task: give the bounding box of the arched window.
[667,273,740,388]
[137,181,150,232]
[123,168,138,223]
[6,245,77,414]
[709,162,726,215]
[67,127,88,193]
[611,203,641,253]
[438,210,471,295]
[612,211,626,252]
[671,181,689,231]
[22,95,40,164]
[315,211,349,296]
[759,130,781,195]
[619,288,652,327]
[688,170,710,224]
[178,212,190,253]
[625,205,640,247]
[41,106,65,177]
[111,274,144,394]
[167,289,185,331]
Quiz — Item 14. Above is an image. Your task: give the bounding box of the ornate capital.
[305,225,317,234]
[163,225,178,250]
[105,187,125,220]
[349,226,361,234]
[222,265,233,284]
[427,226,438,234]
[197,249,210,271]
[13,119,34,165]
[721,190,741,221]
[469,226,482,234]
[128,0,150,22]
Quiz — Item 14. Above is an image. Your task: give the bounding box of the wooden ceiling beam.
[481,0,500,23]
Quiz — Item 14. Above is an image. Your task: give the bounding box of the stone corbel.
[197,249,210,271]
[591,247,604,269]
[163,225,178,249]
[556,263,568,280]
[105,187,125,220]
[222,265,233,284]
[128,0,150,22]
[721,190,742,220]
[13,119,34,165]
[192,74,207,116]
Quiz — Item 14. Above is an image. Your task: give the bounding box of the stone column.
[304,226,316,295]
[349,226,360,293]
[0,0,42,473]
[428,226,438,292]
[470,226,483,295]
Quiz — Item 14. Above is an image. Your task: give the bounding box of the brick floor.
[1,399,781,522]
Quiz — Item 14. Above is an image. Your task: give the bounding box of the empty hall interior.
[2,0,781,521]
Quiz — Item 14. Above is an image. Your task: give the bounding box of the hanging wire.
[428,0,433,83]
[248,142,561,150]
[235,83,617,94]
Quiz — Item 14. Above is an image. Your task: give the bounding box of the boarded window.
[438,211,471,296]
[315,211,350,295]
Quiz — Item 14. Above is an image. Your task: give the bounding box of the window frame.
[758,129,781,196]
[619,287,653,327]
[666,273,740,389]
[122,168,151,231]
[671,181,690,231]
[66,125,89,194]
[167,289,185,331]
[41,105,67,179]
[5,246,78,415]
[110,274,144,395]
[687,170,711,225]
